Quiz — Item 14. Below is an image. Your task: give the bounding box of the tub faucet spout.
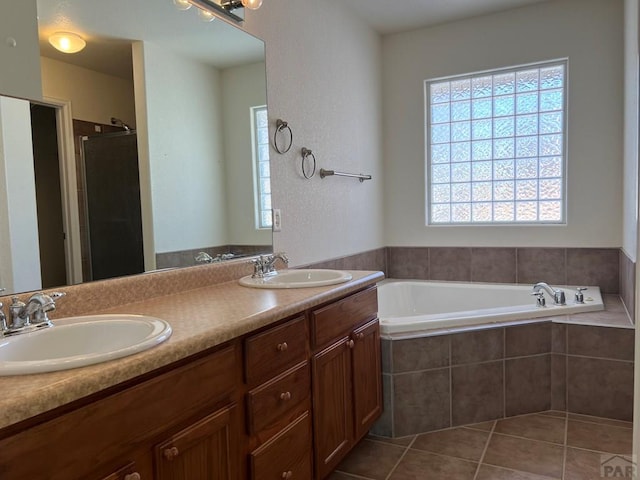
[533,282,566,306]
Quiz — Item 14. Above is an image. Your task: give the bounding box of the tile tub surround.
[0,270,384,430]
[386,247,621,294]
[313,246,636,320]
[372,304,634,438]
[332,412,633,480]
[620,249,636,323]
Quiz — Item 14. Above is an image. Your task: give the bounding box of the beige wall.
[624,0,639,261]
[137,42,228,255]
[40,56,135,127]
[0,97,41,294]
[221,61,270,246]
[381,0,624,248]
[244,0,385,267]
[0,0,41,101]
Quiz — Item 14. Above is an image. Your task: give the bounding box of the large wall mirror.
[0,0,271,295]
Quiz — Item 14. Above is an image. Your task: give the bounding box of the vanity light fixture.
[221,0,263,11]
[48,32,86,54]
[196,6,216,21]
[173,0,193,10]
[175,0,263,23]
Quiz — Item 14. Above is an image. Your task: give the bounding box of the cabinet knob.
[163,446,180,461]
[277,342,288,352]
[347,339,355,348]
[281,471,293,479]
[124,473,141,480]
[280,391,292,401]
[355,332,364,340]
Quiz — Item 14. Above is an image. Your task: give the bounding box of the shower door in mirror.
[81,132,144,281]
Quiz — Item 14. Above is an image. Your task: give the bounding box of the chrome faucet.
[532,282,566,306]
[250,253,289,278]
[195,252,214,264]
[2,291,66,336]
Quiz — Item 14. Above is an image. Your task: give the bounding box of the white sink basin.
[239,269,353,289]
[0,314,172,376]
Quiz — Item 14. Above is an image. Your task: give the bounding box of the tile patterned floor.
[330,411,633,480]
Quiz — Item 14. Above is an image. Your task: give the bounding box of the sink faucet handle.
[9,296,27,328]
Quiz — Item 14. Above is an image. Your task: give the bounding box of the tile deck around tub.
[331,411,633,480]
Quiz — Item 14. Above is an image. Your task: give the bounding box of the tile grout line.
[472,420,496,480]
[561,410,568,480]
[383,435,417,480]
[449,335,453,428]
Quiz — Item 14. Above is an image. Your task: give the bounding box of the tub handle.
[575,287,588,304]
[531,291,546,307]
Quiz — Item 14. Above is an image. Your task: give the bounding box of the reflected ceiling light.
[48,32,86,54]
[173,0,193,10]
[196,7,216,21]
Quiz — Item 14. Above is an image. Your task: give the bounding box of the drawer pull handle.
[163,446,180,461]
[124,474,141,480]
[347,339,355,348]
[281,471,293,479]
[277,342,288,352]
[280,391,292,401]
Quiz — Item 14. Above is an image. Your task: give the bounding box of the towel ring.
[274,119,293,154]
[301,148,316,179]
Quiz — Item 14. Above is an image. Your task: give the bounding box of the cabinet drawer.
[250,412,313,480]
[247,362,311,435]
[311,287,378,348]
[245,316,308,385]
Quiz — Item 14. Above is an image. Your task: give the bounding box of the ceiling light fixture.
[48,32,86,54]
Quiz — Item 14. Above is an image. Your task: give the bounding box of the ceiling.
[340,0,553,34]
[36,0,265,79]
[35,0,554,79]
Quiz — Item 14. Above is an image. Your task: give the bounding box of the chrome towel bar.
[319,169,372,182]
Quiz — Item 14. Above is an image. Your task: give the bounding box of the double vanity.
[0,268,383,480]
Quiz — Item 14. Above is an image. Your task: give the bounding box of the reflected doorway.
[30,103,66,288]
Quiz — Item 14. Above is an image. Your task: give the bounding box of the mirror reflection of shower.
[110,117,131,131]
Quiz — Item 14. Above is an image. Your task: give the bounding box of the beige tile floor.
[330,411,633,480]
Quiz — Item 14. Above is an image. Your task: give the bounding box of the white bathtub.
[378,280,604,336]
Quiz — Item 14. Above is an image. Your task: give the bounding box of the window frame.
[424,58,569,226]
[251,105,272,230]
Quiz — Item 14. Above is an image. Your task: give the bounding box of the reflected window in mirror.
[252,105,272,229]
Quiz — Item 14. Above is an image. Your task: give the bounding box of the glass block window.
[252,106,272,229]
[426,60,566,224]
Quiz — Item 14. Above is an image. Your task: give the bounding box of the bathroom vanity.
[0,271,382,480]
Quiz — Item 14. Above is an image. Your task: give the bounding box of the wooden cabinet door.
[312,338,353,480]
[351,319,382,441]
[154,404,239,480]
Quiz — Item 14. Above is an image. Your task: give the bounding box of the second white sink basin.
[239,269,353,289]
[0,314,172,376]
